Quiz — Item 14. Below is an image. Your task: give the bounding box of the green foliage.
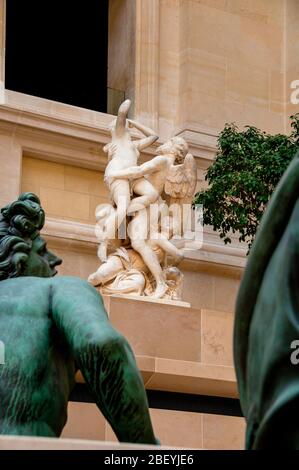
[194,115,299,251]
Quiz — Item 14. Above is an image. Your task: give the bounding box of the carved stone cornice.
[43,217,246,270]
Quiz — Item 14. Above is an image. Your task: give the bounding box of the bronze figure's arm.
[51,276,157,444]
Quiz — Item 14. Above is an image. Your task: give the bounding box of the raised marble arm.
[115,99,131,137]
[128,119,158,151]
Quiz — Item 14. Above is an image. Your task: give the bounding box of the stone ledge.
[0,90,157,156]
[175,124,218,162]
[42,216,246,269]
[106,293,191,308]
[145,358,237,398]
[0,435,172,450]
[76,355,237,399]
[0,90,219,164]
[0,89,113,144]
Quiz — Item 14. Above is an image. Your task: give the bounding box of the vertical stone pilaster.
[134,0,159,133]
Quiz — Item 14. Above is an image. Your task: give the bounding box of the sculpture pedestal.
[101,294,236,396]
[103,293,191,308]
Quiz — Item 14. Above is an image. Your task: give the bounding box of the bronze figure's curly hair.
[0,193,45,280]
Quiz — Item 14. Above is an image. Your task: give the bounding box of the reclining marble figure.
[0,192,157,443]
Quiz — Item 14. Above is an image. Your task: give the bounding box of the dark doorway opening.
[5,0,109,113]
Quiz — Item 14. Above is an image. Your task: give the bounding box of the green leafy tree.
[194,114,299,251]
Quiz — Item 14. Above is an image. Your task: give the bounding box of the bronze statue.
[0,192,157,444]
[234,154,299,449]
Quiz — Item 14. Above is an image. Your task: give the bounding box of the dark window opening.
[5,0,109,113]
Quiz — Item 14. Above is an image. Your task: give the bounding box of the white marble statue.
[88,100,197,300]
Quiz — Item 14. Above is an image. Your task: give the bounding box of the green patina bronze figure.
[0,192,157,443]
[234,153,299,449]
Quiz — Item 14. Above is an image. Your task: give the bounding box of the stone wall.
[62,403,245,449]
[61,296,245,449]
[286,0,299,131]
[22,156,109,224]
[159,0,285,138]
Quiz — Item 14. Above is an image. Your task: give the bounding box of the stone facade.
[0,0,298,449]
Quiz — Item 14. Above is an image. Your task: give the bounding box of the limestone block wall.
[62,402,245,450]
[286,0,299,131]
[61,296,245,449]
[159,0,286,138]
[22,156,110,224]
